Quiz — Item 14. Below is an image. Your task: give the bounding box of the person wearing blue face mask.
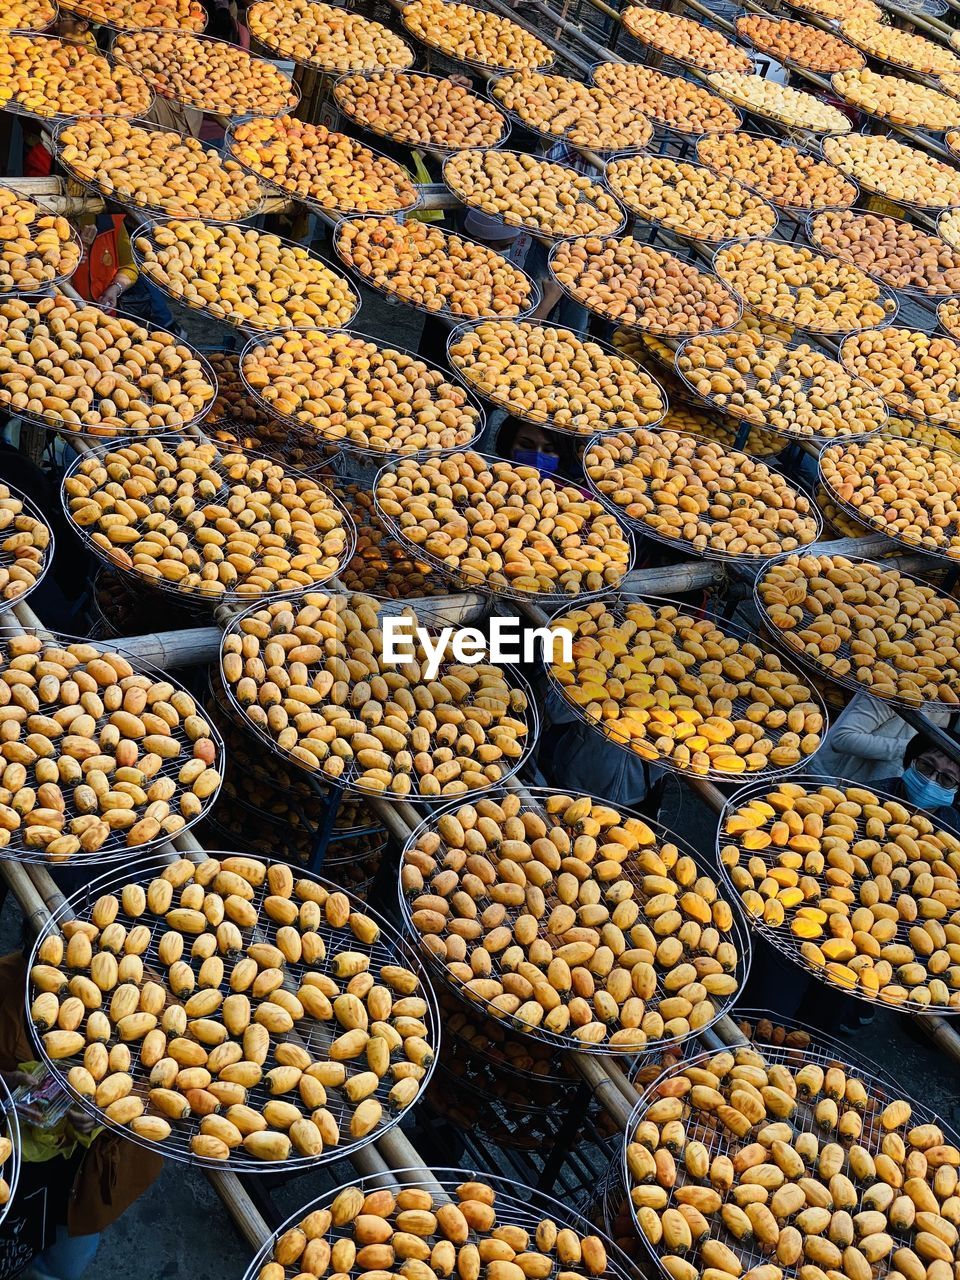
[872,732,960,828]
[496,417,571,477]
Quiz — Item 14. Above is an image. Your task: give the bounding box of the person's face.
[512,425,553,456]
[914,747,960,790]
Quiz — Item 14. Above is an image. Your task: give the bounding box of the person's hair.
[494,416,578,477]
[903,731,941,769]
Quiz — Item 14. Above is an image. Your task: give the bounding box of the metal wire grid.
[0,31,155,122]
[752,551,960,709]
[238,325,486,462]
[836,21,960,80]
[110,29,301,118]
[777,0,879,23]
[433,984,572,1089]
[0,479,54,612]
[828,73,960,137]
[426,1056,581,1149]
[333,69,512,156]
[0,0,57,30]
[372,450,637,607]
[544,591,831,785]
[672,333,889,445]
[580,426,824,563]
[218,594,542,805]
[60,434,358,610]
[331,214,543,325]
[441,148,628,244]
[484,72,655,156]
[590,63,744,138]
[695,130,860,216]
[547,237,744,342]
[711,237,900,339]
[25,851,441,1172]
[130,220,361,338]
[879,0,947,14]
[52,116,267,225]
[805,207,960,301]
[623,1039,960,1280]
[0,201,83,299]
[203,418,342,478]
[244,0,415,77]
[399,2,556,77]
[445,318,669,440]
[55,0,205,31]
[336,482,450,600]
[244,1169,635,1280]
[602,153,779,247]
[733,14,867,74]
[619,9,755,75]
[703,73,854,137]
[715,774,960,1016]
[222,115,423,223]
[398,785,753,1058]
[0,627,226,865]
[0,1074,21,1229]
[820,133,960,213]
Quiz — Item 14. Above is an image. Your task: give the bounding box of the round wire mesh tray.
[399,785,753,1058]
[244,1169,634,1280]
[53,116,266,224]
[238,325,486,461]
[441,148,627,244]
[673,332,889,445]
[373,450,636,606]
[548,237,743,341]
[0,1074,20,1228]
[837,334,960,435]
[0,297,219,441]
[822,132,960,212]
[445,317,669,438]
[838,20,960,79]
[590,62,744,138]
[733,13,867,74]
[711,238,900,338]
[0,628,225,865]
[581,426,823,562]
[753,550,960,707]
[333,214,542,324]
[0,191,83,298]
[245,0,415,77]
[939,296,960,340]
[545,592,831,785]
[111,29,300,119]
[705,72,853,136]
[0,31,154,122]
[130,219,361,338]
[603,153,779,246]
[219,593,541,804]
[485,72,654,155]
[61,434,357,609]
[26,851,440,1171]
[333,69,511,156]
[433,985,571,1090]
[0,0,57,29]
[711,1007,902,1086]
[223,115,422,222]
[399,0,555,76]
[806,206,960,300]
[830,70,960,134]
[717,774,960,1013]
[0,478,53,610]
[696,130,859,215]
[620,8,755,75]
[779,0,883,23]
[621,1035,960,1280]
[56,0,205,30]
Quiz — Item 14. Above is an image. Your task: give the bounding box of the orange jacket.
[71,216,137,302]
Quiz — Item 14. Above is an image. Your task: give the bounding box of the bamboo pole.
[567,1054,636,1128]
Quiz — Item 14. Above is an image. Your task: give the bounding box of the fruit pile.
[0,633,221,859]
[58,119,263,221]
[841,14,960,74]
[721,778,960,1007]
[824,132,960,208]
[0,185,80,294]
[247,0,413,71]
[627,1046,960,1280]
[822,434,960,557]
[226,117,418,216]
[550,237,740,336]
[791,0,882,18]
[336,217,536,319]
[55,0,204,28]
[0,0,55,29]
[221,592,531,796]
[604,155,776,243]
[490,71,653,151]
[29,855,434,1161]
[621,7,752,71]
[706,72,852,132]
[376,452,632,598]
[839,328,960,425]
[65,438,351,601]
[0,32,151,118]
[205,352,326,472]
[255,1179,612,1280]
[339,486,445,599]
[832,67,960,129]
[134,221,357,333]
[713,240,895,334]
[583,429,819,557]
[758,554,960,703]
[334,71,506,151]
[447,318,666,435]
[0,482,50,603]
[113,31,297,116]
[939,298,960,341]
[401,0,553,70]
[593,63,741,134]
[810,209,960,296]
[697,132,857,211]
[676,330,888,439]
[0,295,215,437]
[443,149,623,240]
[549,599,824,777]
[735,14,864,71]
[242,328,481,454]
[403,791,743,1049]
